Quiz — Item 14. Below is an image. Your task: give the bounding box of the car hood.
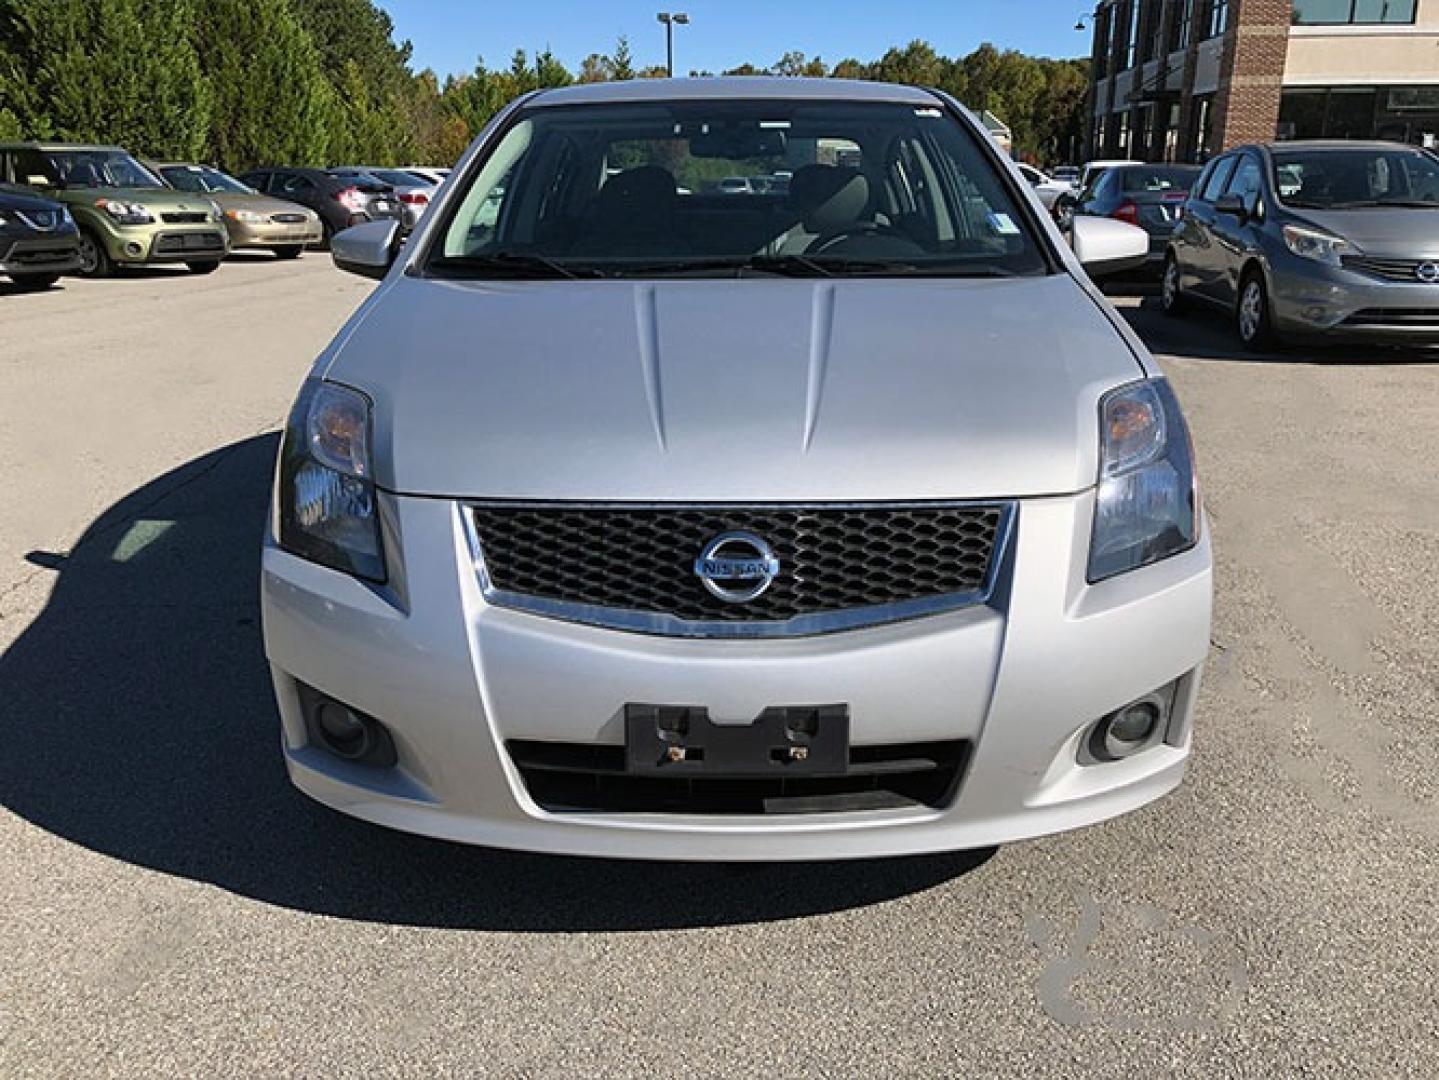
[324,274,1144,501]
[1293,208,1439,258]
[57,186,215,211]
[208,191,312,216]
[0,185,66,214]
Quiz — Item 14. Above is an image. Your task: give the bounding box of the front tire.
[1160,253,1188,316]
[186,260,221,275]
[1237,270,1277,351]
[274,244,303,260]
[76,230,113,278]
[7,271,61,291]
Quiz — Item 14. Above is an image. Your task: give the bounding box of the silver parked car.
[1163,140,1439,348]
[330,167,435,230]
[265,78,1211,861]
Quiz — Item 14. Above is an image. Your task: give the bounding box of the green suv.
[0,142,229,276]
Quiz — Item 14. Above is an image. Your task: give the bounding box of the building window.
[1280,86,1437,146]
[1206,0,1230,38]
[1191,94,1216,160]
[1291,0,1417,24]
[1094,7,1112,77]
[1170,0,1196,52]
[1123,0,1142,69]
[1144,0,1165,63]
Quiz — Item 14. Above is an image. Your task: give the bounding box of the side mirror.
[331,219,400,280]
[1215,194,1249,222]
[1068,215,1150,278]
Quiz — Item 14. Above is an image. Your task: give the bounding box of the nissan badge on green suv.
[0,142,229,276]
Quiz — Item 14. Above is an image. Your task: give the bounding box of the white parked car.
[1017,162,1076,211]
[268,78,1210,861]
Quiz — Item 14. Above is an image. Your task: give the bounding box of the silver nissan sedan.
[262,78,1212,861]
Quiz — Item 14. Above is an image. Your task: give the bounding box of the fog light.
[297,682,397,767]
[125,242,142,257]
[1084,690,1171,764]
[1104,701,1160,757]
[316,702,370,758]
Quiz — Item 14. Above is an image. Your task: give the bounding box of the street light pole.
[656,12,689,78]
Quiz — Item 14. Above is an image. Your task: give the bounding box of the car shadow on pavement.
[0,435,994,931]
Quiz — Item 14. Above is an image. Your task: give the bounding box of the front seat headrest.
[789,165,871,234]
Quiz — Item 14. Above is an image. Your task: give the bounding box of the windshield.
[364,168,429,188]
[1272,147,1439,208]
[30,149,163,190]
[1121,165,1200,192]
[429,99,1048,279]
[160,165,254,194]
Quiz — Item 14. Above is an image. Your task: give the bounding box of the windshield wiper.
[427,252,598,280]
[747,255,1021,278]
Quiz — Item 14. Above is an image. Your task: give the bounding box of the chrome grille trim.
[460,501,1015,639]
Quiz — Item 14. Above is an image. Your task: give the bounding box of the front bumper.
[0,233,81,275]
[225,219,323,249]
[1268,255,1439,341]
[262,492,1212,860]
[94,220,229,264]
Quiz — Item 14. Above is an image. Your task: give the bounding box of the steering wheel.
[808,222,913,256]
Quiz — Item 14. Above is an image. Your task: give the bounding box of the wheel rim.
[1239,281,1263,341]
[78,235,98,274]
[1163,261,1179,308]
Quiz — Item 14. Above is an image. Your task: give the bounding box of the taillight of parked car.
[332,186,366,213]
[399,192,429,206]
[1113,201,1140,226]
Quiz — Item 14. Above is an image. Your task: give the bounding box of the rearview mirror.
[1068,215,1150,278]
[332,219,400,281]
[690,128,787,160]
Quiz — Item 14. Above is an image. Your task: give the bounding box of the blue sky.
[376,1,1094,80]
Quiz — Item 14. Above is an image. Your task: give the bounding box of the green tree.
[192,0,334,169]
[607,36,635,80]
[0,0,210,157]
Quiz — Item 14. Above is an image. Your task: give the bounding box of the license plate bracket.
[624,703,849,777]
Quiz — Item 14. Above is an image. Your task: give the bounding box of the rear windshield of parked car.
[428,99,1049,279]
[1121,165,1201,192]
[1272,146,1439,209]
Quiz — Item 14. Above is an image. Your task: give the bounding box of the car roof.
[0,141,126,152]
[528,76,941,108]
[1247,139,1426,154]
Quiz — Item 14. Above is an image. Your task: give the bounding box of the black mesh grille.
[155,231,224,254]
[469,504,1006,624]
[508,739,971,814]
[1342,256,1434,283]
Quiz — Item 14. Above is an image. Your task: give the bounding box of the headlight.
[94,198,153,225]
[277,380,385,582]
[226,209,266,224]
[1089,379,1199,582]
[1282,224,1351,267]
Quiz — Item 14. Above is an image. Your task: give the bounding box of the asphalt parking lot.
[2,257,1437,1077]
